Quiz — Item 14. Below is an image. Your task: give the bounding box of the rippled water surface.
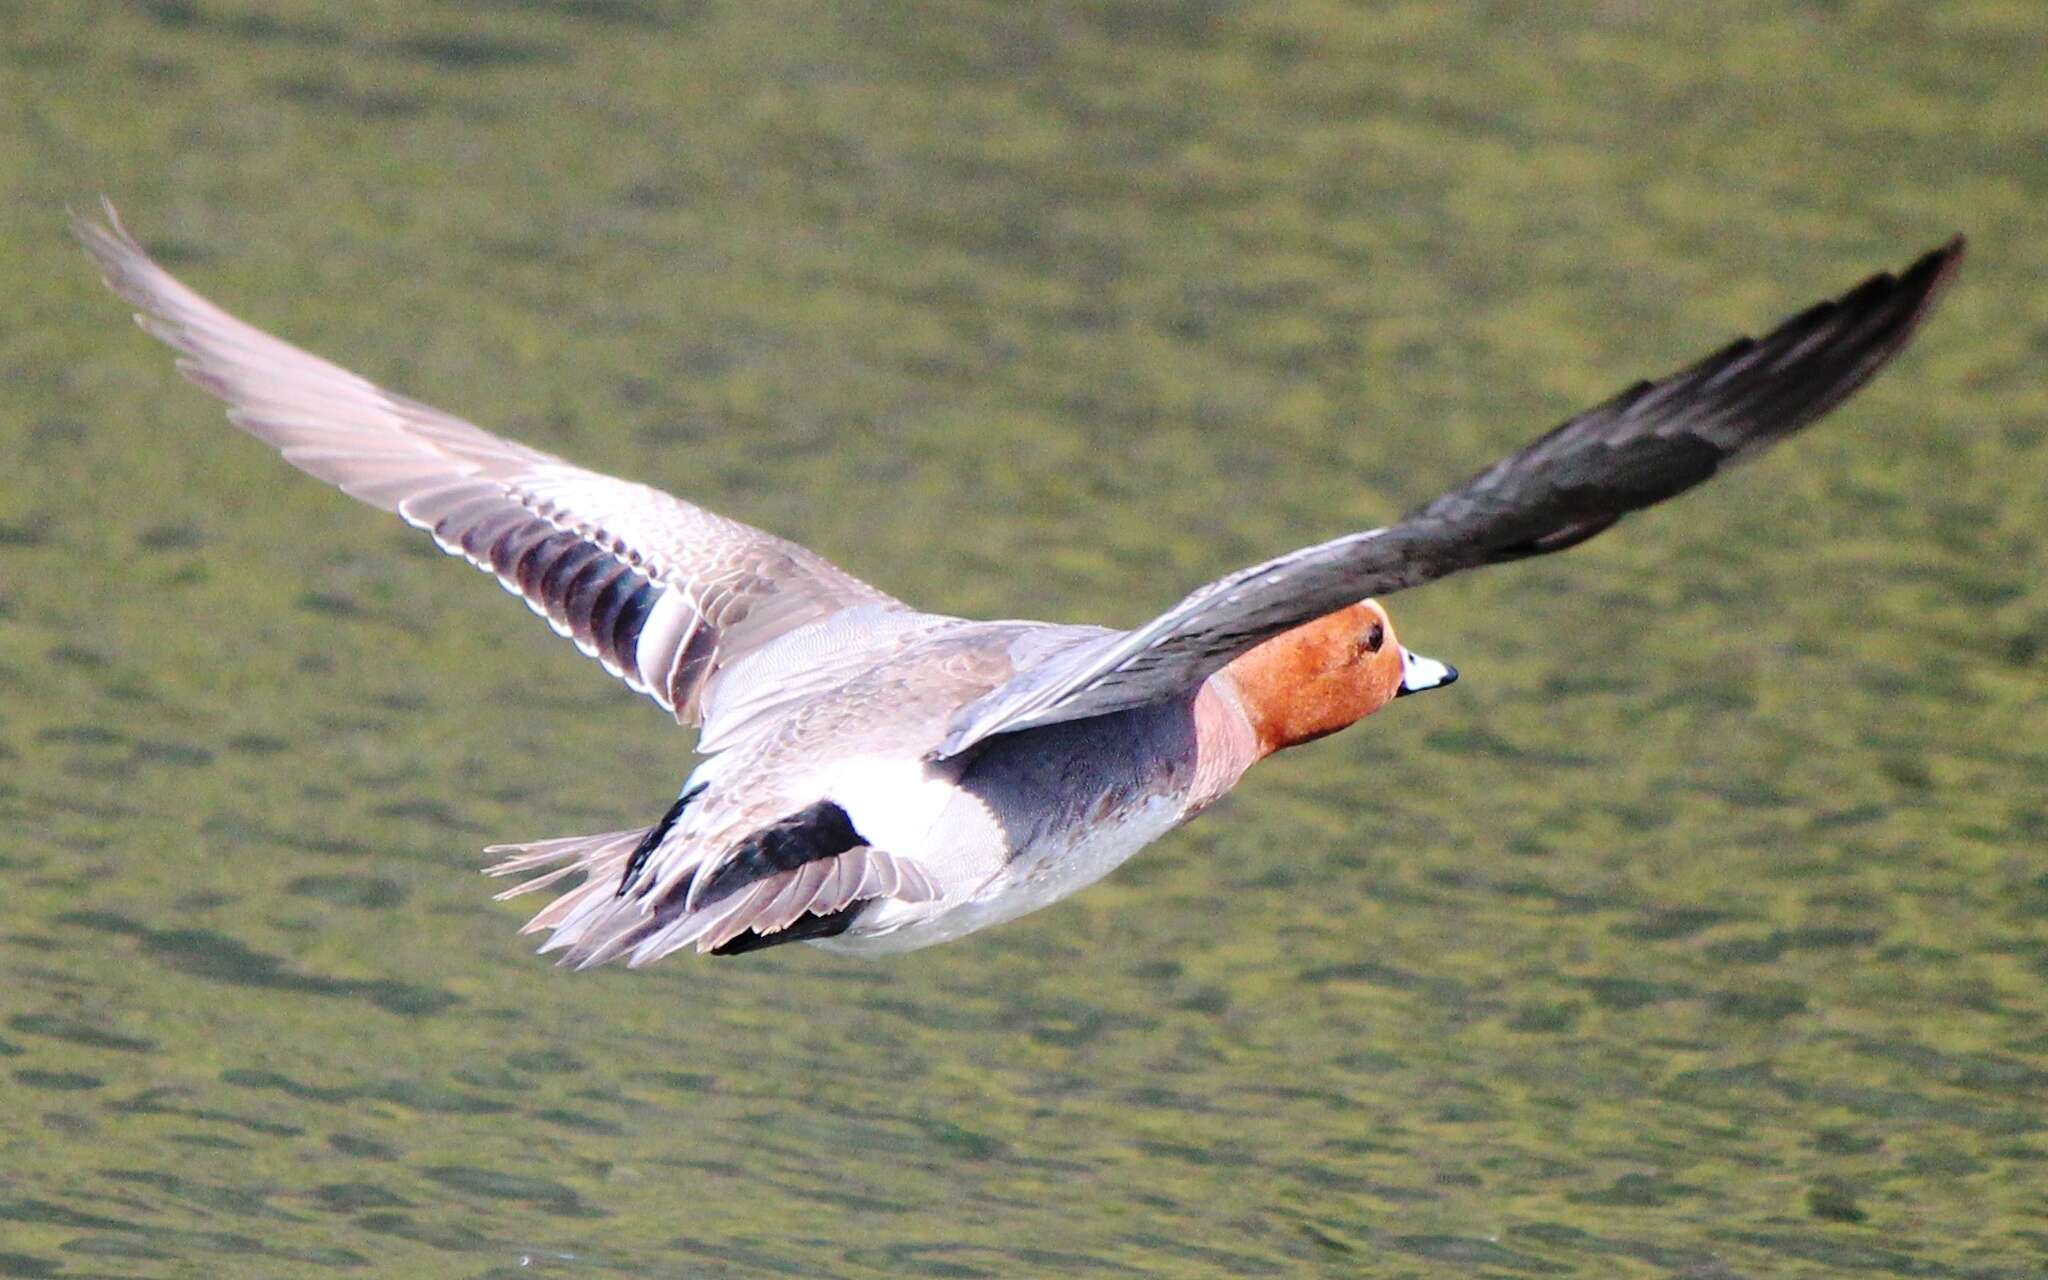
[3,2,2045,1275]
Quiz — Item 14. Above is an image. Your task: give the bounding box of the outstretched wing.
[77,203,908,724]
[935,237,1965,758]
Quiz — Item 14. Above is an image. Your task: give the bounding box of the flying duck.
[76,204,1963,964]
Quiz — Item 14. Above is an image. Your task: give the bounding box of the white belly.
[814,793,1188,955]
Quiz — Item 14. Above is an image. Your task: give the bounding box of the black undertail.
[710,902,866,956]
[693,799,864,907]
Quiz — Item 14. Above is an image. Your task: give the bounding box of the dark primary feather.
[934,237,1965,757]
[1389,238,1965,576]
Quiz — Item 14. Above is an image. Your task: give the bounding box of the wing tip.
[1803,231,1967,421]
[67,194,123,244]
[71,196,144,275]
[1899,232,1967,330]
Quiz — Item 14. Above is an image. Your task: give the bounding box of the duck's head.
[1221,600,1456,757]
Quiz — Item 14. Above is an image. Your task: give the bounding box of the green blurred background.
[2,1,2044,1276]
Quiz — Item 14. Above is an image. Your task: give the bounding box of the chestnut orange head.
[1220,600,1455,757]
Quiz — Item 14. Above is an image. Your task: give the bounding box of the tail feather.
[481,826,939,967]
[480,828,649,934]
[483,828,643,880]
[490,860,584,904]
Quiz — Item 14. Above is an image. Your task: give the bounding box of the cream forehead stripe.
[1399,648,1455,693]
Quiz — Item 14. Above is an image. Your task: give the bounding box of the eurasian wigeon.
[76,205,1963,963]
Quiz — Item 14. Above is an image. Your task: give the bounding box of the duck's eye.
[1362,622,1385,654]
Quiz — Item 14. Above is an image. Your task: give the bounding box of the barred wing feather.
[76,203,906,726]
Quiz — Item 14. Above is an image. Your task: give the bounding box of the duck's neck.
[1188,676,1267,810]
